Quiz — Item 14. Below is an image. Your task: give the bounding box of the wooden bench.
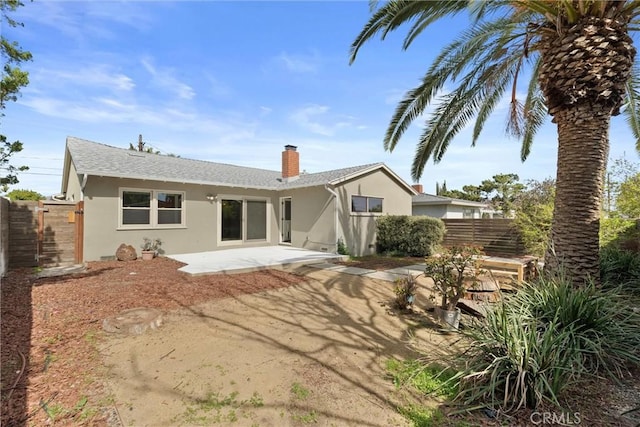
[476,256,537,282]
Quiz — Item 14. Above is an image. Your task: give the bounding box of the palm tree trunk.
[544,107,609,285]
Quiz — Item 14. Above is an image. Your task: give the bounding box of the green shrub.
[6,189,44,200]
[376,216,444,256]
[336,237,350,256]
[453,275,640,412]
[600,217,639,249]
[409,217,446,256]
[600,246,640,295]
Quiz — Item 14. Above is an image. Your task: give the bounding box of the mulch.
[0,257,306,426]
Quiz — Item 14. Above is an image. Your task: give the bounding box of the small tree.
[1,0,32,189]
[425,245,483,311]
[5,188,43,200]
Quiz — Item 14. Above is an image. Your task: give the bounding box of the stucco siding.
[64,162,83,202]
[413,205,448,218]
[278,186,336,253]
[413,205,481,219]
[335,169,412,256]
[82,177,279,261]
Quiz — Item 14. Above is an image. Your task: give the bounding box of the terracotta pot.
[141,250,155,261]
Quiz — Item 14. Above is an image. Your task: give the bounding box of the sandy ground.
[101,267,462,427]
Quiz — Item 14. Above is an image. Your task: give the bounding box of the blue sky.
[3,1,639,198]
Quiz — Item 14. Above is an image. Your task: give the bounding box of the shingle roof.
[65,136,386,190]
[412,193,487,207]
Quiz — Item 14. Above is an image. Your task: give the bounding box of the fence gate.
[7,200,84,269]
[38,200,84,267]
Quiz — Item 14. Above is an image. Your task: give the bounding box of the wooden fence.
[1,200,82,271]
[442,218,526,257]
[8,201,38,268]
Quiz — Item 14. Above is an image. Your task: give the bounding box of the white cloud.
[289,104,333,136]
[276,51,320,73]
[141,57,195,100]
[33,65,135,92]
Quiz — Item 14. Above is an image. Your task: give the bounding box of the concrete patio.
[168,246,348,275]
[167,245,428,284]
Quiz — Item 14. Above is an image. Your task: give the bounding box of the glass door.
[280,197,291,243]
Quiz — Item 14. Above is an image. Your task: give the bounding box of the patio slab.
[168,246,346,275]
[328,265,377,276]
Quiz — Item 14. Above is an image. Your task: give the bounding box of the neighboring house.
[61,137,417,261]
[412,192,489,219]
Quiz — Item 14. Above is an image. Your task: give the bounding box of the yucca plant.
[450,274,640,412]
[454,302,578,411]
[514,274,640,378]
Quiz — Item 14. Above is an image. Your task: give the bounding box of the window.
[220,197,268,242]
[463,208,475,219]
[221,199,242,241]
[120,189,185,228]
[351,196,384,214]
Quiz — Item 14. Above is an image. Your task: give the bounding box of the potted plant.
[140,237,162,260]
[424,245,482,329]
[393,273,418,311]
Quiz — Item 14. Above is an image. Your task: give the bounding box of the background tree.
[5,188,43,200]
[1,0,31,190]
[480,173,525,216]
[513,178,555,257]
[351,1,640,284]
[603,155,639,215]
[616,172,640,218]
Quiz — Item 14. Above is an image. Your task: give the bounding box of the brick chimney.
[282,145,299,180]
[412,184,423,194]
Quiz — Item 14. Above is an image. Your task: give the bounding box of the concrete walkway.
[309,262,425,282]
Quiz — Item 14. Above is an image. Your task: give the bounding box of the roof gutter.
[80,174,88,201]
[324,183,339,253]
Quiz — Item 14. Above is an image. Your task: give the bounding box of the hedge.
[376,215,445,257]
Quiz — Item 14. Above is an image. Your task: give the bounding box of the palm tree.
[350,0,640,285]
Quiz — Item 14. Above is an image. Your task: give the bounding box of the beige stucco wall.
[413,204,481,219]
[335,169,413,256]
[277,186,336,253]
[64,161,83,202]
[81,177,280,261]
[74,166,413,261]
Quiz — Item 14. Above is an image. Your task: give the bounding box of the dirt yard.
[2,257,638,427]
[1,257,461,427]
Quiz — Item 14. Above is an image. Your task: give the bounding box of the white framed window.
[119,188,185,229]
[218,196,270,245]
[463,208,475,219]
[351,195,383,214]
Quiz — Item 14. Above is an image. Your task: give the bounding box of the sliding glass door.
[220,198,268,243]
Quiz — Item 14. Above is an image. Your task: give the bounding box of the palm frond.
[622,68,640,150]
[350,0,469,64]
[521,59,547,161]
[384,17,524,153]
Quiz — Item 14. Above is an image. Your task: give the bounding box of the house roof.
[63,136,417,193]
[412,193,487,208]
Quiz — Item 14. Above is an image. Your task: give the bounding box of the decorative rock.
[103,307,163,335]
[116,243,137,261]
